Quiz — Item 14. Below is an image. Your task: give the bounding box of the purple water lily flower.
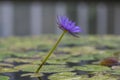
[57,16,82,37]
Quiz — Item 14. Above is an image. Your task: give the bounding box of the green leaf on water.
[0,63,13,67]
[85,74,117,80]
[40,65,74,73]
[0,67,18,73]
[46,59,66,64]
[21,73,43,77]
[4,58,42,64]
[0,76,9,80]
[49,72,118,80]
[73,65,111,72]
[14,64,38,72]
[66,54,95,63]
[109,66,120,76]
[15,64,74,73]
[46,54,71,64]
[48,72,82,80]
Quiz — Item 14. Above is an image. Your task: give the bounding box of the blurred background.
[0,1,120,37]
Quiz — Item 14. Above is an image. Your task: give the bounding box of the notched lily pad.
[0,67,18,73]
[110,66,120,76]
[66,54,95,63]
[21,73,43,77]
[48,72,82,80]
[0,75,9,80]
[87,74,117,80]
[46,59,67,64]
[15,64,74,73]
[14,64,38,72]
[73,65,111,72]
[4,58,42,64]
[0,63,14,67]
[40,65,74,73]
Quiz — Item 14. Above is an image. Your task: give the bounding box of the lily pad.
[86,74,117,80]
[0,76,9,80]
[0,63,14,67]
[48,72,82,80]
[0,67,18,73]
[46,59,67,64]
[4,58,42,64]
[66,54,95,63]
[15,64,74,73]
[21,73,43,77]
[110,66,120,76]
[73,65,111,72]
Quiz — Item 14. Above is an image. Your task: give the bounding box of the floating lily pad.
[110,66,120,76]
[92,51,114,60]
[46,59,67,64]
[49,72,117,80]
[21,73,43,77]
[46,54,71,64]
[73,65,111,72]
[53,52,72,59]
[66,54,95,63]
[0,67,18,73]
[111,70,120,76]
[59,46,99,55]
[48,72,82,80]
[7,51,46,58]
[14,64,38,72]
[86,74,117,80]
[0,76,9,80]
[4,58,42,64]
[40,65,74,73]
[0,51,14,61]
[15,64,74,73]
[0,63,13,67]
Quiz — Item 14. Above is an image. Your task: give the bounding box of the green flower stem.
[35,30,67,73]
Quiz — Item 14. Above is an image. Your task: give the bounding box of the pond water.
[0,36,120,80]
